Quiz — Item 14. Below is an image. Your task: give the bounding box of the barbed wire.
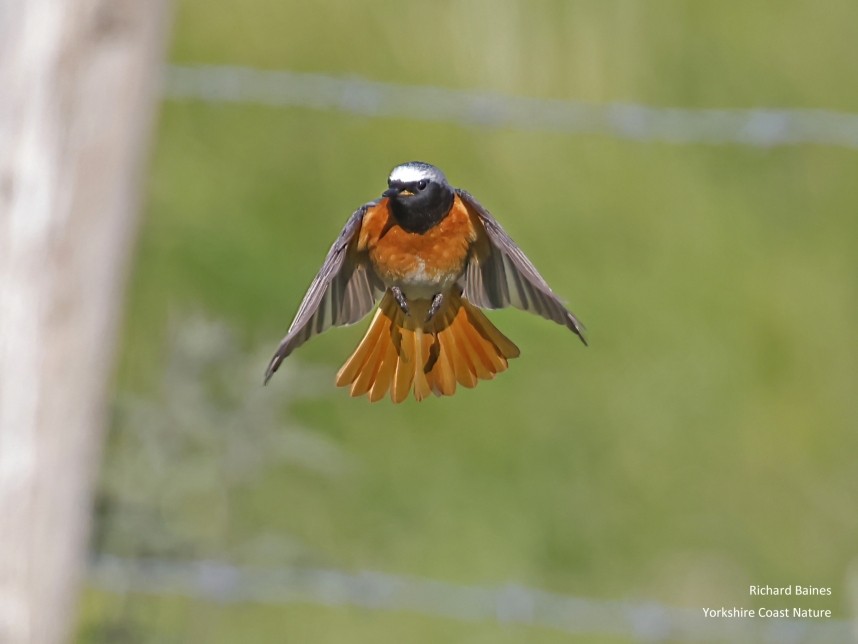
[164,64,858,150]
[89,555,853,643]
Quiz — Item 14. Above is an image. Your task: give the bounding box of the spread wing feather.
[457,189,587,344]
[265,201,386,382]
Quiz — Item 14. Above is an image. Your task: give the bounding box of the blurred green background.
[79,1,858,642]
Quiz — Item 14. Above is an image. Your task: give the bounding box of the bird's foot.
[426,292,444,322]
[391,286,410,316]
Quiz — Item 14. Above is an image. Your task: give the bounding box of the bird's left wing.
[457,189,587,344]
[265,200,386,382]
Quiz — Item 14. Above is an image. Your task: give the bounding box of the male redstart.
[266,161,585,402]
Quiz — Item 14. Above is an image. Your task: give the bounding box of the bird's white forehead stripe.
[389,165,433,183]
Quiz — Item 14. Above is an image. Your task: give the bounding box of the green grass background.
[80,1,858,642]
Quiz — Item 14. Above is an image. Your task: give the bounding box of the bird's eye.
[417,180,428,191]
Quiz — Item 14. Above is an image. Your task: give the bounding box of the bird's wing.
[265,200,386,382]
[456,189,587,344]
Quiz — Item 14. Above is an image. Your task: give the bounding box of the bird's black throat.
[388,182,455,234]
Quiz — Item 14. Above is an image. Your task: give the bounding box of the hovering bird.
[265,161,586,402]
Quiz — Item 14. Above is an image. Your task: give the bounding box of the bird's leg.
[426,292,445,322]
[391,286,410,316]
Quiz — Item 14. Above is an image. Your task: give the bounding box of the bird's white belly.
[397,258,459,299]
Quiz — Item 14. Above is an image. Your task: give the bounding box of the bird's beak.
[382,187,414,198]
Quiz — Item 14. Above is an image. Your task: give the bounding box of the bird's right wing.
[265,200,387,382]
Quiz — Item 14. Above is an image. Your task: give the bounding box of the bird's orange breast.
[358,196,479,295]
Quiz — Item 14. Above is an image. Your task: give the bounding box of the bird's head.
[382,161,454,232]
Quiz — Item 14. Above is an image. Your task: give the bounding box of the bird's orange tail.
[336,290,520,402]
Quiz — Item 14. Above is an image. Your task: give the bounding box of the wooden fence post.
[0,1,170,641]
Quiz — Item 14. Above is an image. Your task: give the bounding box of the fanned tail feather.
[336,290,520,402]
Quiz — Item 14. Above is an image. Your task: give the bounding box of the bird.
[265,161,586,402]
